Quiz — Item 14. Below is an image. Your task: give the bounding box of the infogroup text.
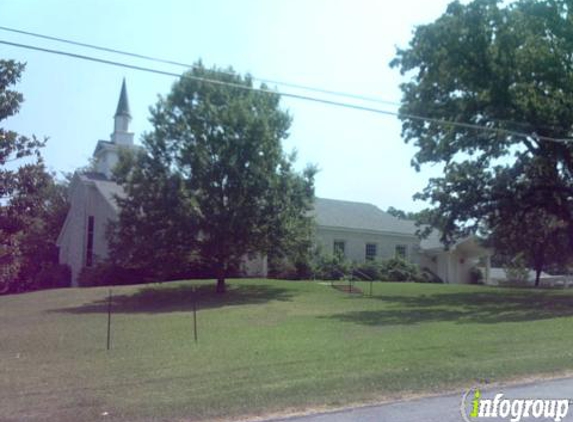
[462,388,570,422]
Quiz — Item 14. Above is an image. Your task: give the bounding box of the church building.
[56,81,267,285]
[57,81,492,286]
[56,80,140,284]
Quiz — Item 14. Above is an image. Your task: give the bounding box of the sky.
[1,0,455,212]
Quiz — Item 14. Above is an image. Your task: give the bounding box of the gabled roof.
[93,140,114,156]
[57,173,125,246]
[78,172,109,182]
[419,230,448,250]
[420,232,492,256]
[115,78,131,118]
[312,197,418,236]
[79,173,125,212]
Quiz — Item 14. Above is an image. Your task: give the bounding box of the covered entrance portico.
[421,236,493,284]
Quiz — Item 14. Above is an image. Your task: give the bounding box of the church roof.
[78,173,126,212]
[94,180,125,212]
[115,78,131,118]
[419,230,447,250]
[312,197,418,236]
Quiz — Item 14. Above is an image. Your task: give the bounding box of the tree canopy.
[111,63,316,292]
[391,0,573,284]
[0,60,69,293]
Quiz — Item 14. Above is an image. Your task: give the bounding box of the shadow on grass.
[50,281,294,314]
[325,290,573,326]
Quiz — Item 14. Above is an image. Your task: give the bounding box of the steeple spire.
[115,78,131,118]
[111,78,134,145]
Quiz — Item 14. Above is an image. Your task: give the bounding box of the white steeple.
[111,78,134,145]
[93,79,136,179]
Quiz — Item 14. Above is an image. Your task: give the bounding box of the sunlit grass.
[2,279,573,421]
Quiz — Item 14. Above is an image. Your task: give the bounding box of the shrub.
[293,259,314,280]
[78,263,149,287]
[313,253,351,280]
[268,256,299,280]
[469,267,484,285]
[352,260,383,280]
[420,267,444,283]
[504,253,530,284]
[380,257,423,282]
[33,263,71,290]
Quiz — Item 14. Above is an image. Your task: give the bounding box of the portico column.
[485,254,491,284]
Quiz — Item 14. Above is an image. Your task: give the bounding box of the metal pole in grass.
[106,289,112,351]
[370,280,373,297]
[192,286,198,343]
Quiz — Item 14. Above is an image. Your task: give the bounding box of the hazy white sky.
[2,0,454,212]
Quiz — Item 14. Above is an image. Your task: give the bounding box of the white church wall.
[89,188,119,267]
[240,254,268,278]
[58,178,89,285]
[95,150,119,179]
[315,227,421,264]
[58,178,120,286]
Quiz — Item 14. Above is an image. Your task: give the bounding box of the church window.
[365,243,377,260]
[86,216,95,267]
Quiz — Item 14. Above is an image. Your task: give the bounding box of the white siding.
[58,178,119,286]
[315,227,421,264]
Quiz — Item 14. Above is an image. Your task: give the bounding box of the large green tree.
[111,63,316,293]
[0,60,68,293]
[391,0,573,285]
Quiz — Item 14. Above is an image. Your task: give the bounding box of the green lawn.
[2,279,573,422]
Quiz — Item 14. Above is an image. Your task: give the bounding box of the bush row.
[269,253,443,283]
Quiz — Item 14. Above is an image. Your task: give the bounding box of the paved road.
[264,377,573,422]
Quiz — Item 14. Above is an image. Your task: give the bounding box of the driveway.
[262,377,573,422]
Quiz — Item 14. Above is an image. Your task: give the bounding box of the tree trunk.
[534,268,541,287]
[534,253,544,288]
[216,276,226,294]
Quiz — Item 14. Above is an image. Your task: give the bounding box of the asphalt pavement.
[262,377,573,422]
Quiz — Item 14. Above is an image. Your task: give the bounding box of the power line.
[3,26,570,140]
[0,25,400,107]
[0,39,570,145]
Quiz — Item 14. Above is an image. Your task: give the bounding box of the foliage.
[380,257,423,282]
[352,260,385,281]
[310,252,427,283]
[268,256,314,280]
[469,267,484,285]
[386,206,432,224]
[107,147,198,283]
[504,253,531,285]
[267,256,298,279]
[0,60,68,294]
[269,243,326,280]
[313,252,351,280]
[77,262,149,287]
[391,0,573,283]
[32,263,71,290]
[111,62,316,292]
[493,208,569,286]
[419,266,445,284]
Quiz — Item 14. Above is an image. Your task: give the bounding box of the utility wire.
[3,25,570,138]
[0,25,400,107]
[0,39,570,145]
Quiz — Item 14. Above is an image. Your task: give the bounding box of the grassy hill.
[2,279,573,421]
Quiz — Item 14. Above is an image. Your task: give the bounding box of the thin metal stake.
[192,286,198,343]
[370,280,373,297]
[106,289,112,351]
